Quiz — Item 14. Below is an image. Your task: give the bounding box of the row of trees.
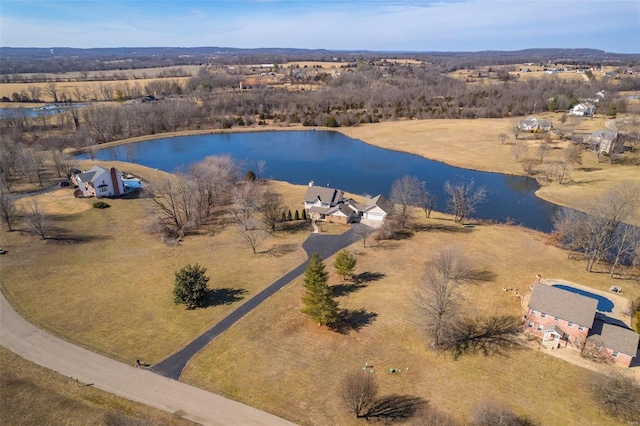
[553,184,640,277]
[389,175,486,227]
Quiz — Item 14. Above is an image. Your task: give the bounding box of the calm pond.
[82,130,560,232]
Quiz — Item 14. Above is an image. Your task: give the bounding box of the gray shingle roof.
[528,284,597,328]
[76,171,97,182]
[363,194,393,214]
[304,186,342,205]
[588,318,640,356]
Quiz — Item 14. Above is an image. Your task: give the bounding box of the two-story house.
[524,283,639,367]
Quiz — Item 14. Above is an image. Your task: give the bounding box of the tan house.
[524,283,639,367]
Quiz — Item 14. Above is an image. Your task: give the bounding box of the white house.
[71,165,125,198]
[518,116,552,132]
[360,195,393,228]
[570,102,596,116]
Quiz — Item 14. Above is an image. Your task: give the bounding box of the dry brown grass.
[0,77,190,103]
[182,211,631,425]
[0,347,193,425]
[1,163,311,364]
[338,117,640,225]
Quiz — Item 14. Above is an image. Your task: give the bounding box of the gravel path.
[0,292,296,426]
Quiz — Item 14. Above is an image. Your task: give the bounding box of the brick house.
[524,283,639,367]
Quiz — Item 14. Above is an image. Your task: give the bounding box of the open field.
[0,77,190,103]
[1,157,638,424]
[0,161,310,364]
[182,211,637,425]
[338,116,640,226]
[0,347,193,425]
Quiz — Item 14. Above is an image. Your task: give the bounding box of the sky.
[1,0,639,53]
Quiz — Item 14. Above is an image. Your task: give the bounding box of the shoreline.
[72,119,639,226]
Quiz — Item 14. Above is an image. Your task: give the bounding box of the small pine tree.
[294,210,300,220]
[281,212,287,222]
[301,253,339,326]
[173,264,209,309]
[334,249,357,281]
[287,210,293,221]
[302,209,307,220]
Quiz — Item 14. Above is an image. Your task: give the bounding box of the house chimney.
[308,180,314,187]
[110,168,121,197]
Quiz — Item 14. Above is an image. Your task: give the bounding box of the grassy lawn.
[339,116,640,226]
[0,162,311,364]
[182,211,634,425]
[0,347,193,425]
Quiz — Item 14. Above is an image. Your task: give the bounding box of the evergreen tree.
[287,210,293,221]
[301,253,339,326]
[294,210,300,220]
[302,209,307,220]
[334,249,357,281]
[281,212,287,222]
[173,264,209,309]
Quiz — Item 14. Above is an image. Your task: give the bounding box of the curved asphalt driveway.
[152,224,366,380]
[0,292,295,426]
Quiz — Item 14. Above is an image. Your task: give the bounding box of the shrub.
[93,201,110,209]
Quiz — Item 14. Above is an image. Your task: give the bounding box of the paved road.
[0,292,296,426]
[152,224,366,379]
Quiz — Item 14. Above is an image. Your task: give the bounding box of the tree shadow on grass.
[363,394,427,421]
[331,308,378,334]
[354,271,386,284]
[412,223,474,233]
[261,243,298,257]
[206,288,247,307]
[331,283,367,297]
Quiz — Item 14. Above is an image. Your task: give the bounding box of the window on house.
[537,324,543,331]
[554,316,559,322]
[528,321,534,328]
[612,351,619,358]
[578,325,584,331]
[531,310,537,316]
[568,322,574,327]
[540,313,546,318]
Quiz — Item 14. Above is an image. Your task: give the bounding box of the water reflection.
[79,130,558,232]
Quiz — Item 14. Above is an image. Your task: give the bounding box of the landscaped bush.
[93,201,110,209]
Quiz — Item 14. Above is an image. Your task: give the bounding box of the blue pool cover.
[552,284,614,312]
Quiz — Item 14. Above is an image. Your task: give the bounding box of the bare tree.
[0,191,19,231]
[443,179,486,224]
[510,120,522,140]
[608,223,640,278]
[151,174,198,240]
[420,190,436,219]
[340,371,378,419]
[590,368,640,423]
[498,132,508,145]
[23,199,49,239]
[238,222,268,254]
[45,81,59,103]
[353,223,374,248]
[256,159,267,181]
[231,182,262,230]
[553,184,640,272]
[259,190,285,232]
[189,154,238,221]
[472,402,539,426]
[535,143,550,164]
[562,144,583,170]
[389,175,426,228]
[415,246,477,348]
[511,140,528,162]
